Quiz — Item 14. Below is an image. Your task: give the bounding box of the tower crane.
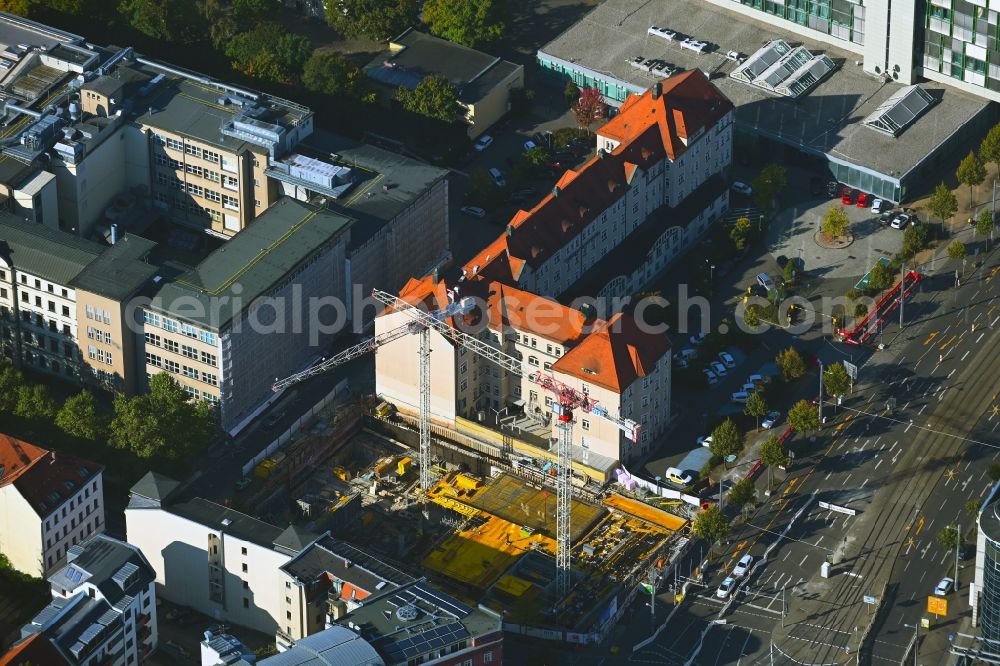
[369,288,641,601]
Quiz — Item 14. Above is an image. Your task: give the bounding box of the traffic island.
[814,229,855,249]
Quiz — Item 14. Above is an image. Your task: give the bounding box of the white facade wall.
[12,170,59,229]
[41,472,105,573]
[0,486,43,575]
[125,506,289,635]
[50,122,129,237]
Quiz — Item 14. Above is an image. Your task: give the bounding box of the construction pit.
[254,421,692,636]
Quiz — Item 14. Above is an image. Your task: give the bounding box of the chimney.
[344,559,351,569]
[506,224,513,237]
[552,186,560,198]
[652,82,662,100]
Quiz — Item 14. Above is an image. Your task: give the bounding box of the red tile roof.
[485,282,588,345]
[0,433,103,518]
[599,69,733,159]
[551,312,670,392]
[0,633,72,666]
[461,70,730,288]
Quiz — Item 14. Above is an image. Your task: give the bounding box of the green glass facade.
[923,0,1000,93]
[735,0,865,45]
[536,55,641,104]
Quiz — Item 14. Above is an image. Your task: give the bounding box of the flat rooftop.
[0,212,103,284]
[0,13,84,52]
[539,0,991,178]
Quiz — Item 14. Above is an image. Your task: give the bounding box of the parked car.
[747,373,770,386]
[731,391,750,404]
[523,140,538,151]
[460,205,486,219]
[762,411,782,429]
[757,273,775,292]
[890,213,911,230]
[716,577,736,599]
[698,435,713,448]
[855,192,869,207]
[827,181,840,197]
[733,554,754,578]
[841,188,856,206]
[719,351,736,368]
[674,356,689,368]
[690,332,709,346]
[879,211,895,227]
[871,198,889,214]
[677,348,698,362]
[740,382,760,394]
[710,361,728,376]
[489,167,506,188]
[731,181,753,196]
[934,577,955,596]
[473,134,494,152]
[702,368,719,385]
[666,466,693,486]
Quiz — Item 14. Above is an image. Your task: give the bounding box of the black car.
[809,176,824,196]
[826,180,840,197]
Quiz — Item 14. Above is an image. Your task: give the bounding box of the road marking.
[923,332,938,345]
[915,516,925,536]
[948,368,956,378]
[842,473,852,486]
[941,551,950,565]
[782,551,791,562]
[799,554,809,567]
[962,350,971,361]
[904,401,911,410]
[940,497,948,510]
[978,332,987,344]
[918,404,927,415]
[815,536,824,546]
[874,459,883,471]
[825,471,832,480]
[940,335,958,350]
[920,570,927,583]
[860,477,869,488]
[905,422,913,433]
[889,440,898,451]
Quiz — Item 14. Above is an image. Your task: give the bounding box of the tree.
[572,87,605,134]
[821,206,850,240]
[730,216,752,252]
[118,0,200,42]
[109,373,216,459]
[56,390,105,441]
[752,164,786,212]
[823,362,851,401]
[901,221,930,259]
[783,259,797,284]
[0,0,32,15]
[957,151,987,210]
[324,0,418,40]
[981,122,1000,176]
[422,0,506,47]
[226,23,312,83]
[947,240,968,262]
[14,384,56,421]
[709,419,742,459]
[989,463,1000,482]
[868,261,892,292]
[977,209,995,249]
[563,80,579,106]
[198,0,237,48]
[397,74,459,123]
[743,305,760,329]
[522,145,550,170]
[233,0,278,25]
[927,182,958,224]
[937,525,960,551]
[759,434,789,487]
[728,478,756,509]
[744,391,768,429]
[693,503,730,544]
[787,399,821,434]
[966,498,985,518]
[0,361,24,413]
[775,346,806,382]
[302,52,365,96]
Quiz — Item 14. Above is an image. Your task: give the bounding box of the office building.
[977,481,1000,643]
[0,433,105,576]
[143,198,353,432]
[18,534,157,665]
[537,0,996,202]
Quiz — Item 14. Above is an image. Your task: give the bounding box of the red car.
[841,189,856,205]
[856,192,869,207]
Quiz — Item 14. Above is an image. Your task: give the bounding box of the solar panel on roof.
[730,40,834,99]
[863,85,935,137]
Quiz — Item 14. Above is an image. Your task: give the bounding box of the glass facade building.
[734,0,866,45]
[923,0,1000,92]
[980,485,1000,645]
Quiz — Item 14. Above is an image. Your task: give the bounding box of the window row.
[87,345,113,365]
[86,326,112,344]
[145,353,218,384]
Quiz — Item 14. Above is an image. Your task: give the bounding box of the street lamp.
[817,359,824,423]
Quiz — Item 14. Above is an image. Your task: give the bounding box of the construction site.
[233,388,692,641]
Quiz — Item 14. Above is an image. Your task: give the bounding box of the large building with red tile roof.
[0,433,105,576]
[461,71,733,300]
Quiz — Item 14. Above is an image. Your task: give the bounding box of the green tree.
[118,0,200,42]
[744,391,768,429]
[0,0,32,15]
[966,498,985,518]
[302,52,365,96]
[522,145,550,170]
[783,259,797,284]
[109,373,216,459]
[759,434,789,487]
[982,122,1000,175]
[226,23,312,82]
[927,181,958,224]
[901,221,930,259]
[728,478,756,509]
[693,503,730,544]
[743,305,760,329]
[422,0,506,47]
[730,216,752,252]
[977,209,995,249]
[947,240,968,262]
[752,164,786,212]
[775,346,806,382]
[563,80,578,106]
[823,362,851,400]
[56,390,105,441]
[233,0,278,25]
[787,399,821,434]
[324,0,418,40]
[937,525,959,550]
[0,361,25,413]
[990,463,1000,482]
[957,150,987,210]
[14,384,56,421]
[198,0,237,48]
[710,419,742,459]
[397,74,459,123]
[821,205,850,239]
[868,261,892,292]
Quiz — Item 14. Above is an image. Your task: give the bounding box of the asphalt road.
[616,250,1000,665]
